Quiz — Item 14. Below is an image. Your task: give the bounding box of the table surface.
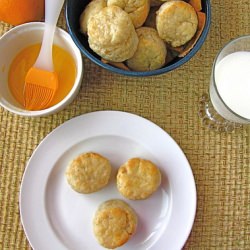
[0,1,249,249]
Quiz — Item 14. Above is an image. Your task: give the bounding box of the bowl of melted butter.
[0,22,83,117]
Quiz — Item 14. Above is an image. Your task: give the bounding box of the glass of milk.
[199,35,250,132]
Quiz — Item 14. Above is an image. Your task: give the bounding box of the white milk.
[210,51,250,123]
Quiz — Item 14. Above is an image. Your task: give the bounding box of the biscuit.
[88,6,139,62]
[65,152,111,194]
[126,27,167,71]
[117,158,161,200]
[93,199,137,249]
[156,1,198,47]
[79,0,107,35]
[107,0,150,28]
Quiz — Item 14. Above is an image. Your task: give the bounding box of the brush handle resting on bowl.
[34,0,65,71]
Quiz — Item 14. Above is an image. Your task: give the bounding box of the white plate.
[20,111,196,250]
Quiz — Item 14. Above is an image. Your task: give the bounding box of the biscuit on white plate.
[126,27,167,71]
[88,6,139,62]
[107,0,150,28]
[93,199,137,249]
[79,0,107,35]
[117,158,161,200]
[65,152,111,194]
[156,0,198,47]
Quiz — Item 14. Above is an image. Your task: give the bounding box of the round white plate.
[20,111,196,250]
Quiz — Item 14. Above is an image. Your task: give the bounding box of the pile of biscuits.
[79,0,205,71]
[65,152,162,249]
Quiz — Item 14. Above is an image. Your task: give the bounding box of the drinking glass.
[198,35,250,132]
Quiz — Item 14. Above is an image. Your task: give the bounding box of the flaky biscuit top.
[65,152,111,193]
[88,6,135,46]
[107,0,150,28]
[79,0,107,34]
[117,158,162,199]
[156,1,198,47]
[93,199,137,249]
[126,27,167,71]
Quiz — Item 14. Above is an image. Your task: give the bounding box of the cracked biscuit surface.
[65,152,111,194]
[79,0,107,35]
[117,158,161,200]
[88,6,139,62]
[156,0,198,47]
[126,27,167,71]
[107,0,150,28]
[93,199,137,249]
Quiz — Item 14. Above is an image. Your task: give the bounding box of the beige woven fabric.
[0,1,250,249]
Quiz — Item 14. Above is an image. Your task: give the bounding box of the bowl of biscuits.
[65,0,211,77]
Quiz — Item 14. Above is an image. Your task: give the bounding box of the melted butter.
[8,43,76,108]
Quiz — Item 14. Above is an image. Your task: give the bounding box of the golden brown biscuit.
[156,1,198,47]
[93,199,137,249]
[107,0,150,28]
[126,27,167,71]
[79,0,107,35]
[88,6,139,62]
[65,152,111,194]
[117,158,161,200]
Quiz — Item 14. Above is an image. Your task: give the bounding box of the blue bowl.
[65,0,211,77]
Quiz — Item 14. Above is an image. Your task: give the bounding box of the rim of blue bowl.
[65,0,211,77]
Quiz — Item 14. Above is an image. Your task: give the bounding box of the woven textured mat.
[0,1,250,249]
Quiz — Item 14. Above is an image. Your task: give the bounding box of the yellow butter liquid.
[8,43,76,108]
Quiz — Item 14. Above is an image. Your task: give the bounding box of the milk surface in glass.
[210,51,250,123]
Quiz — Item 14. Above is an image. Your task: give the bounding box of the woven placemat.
[0,1,250,249]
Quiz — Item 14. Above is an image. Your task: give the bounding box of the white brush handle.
[34,0,65,71]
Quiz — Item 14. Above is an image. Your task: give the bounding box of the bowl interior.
[65,0,211,76]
